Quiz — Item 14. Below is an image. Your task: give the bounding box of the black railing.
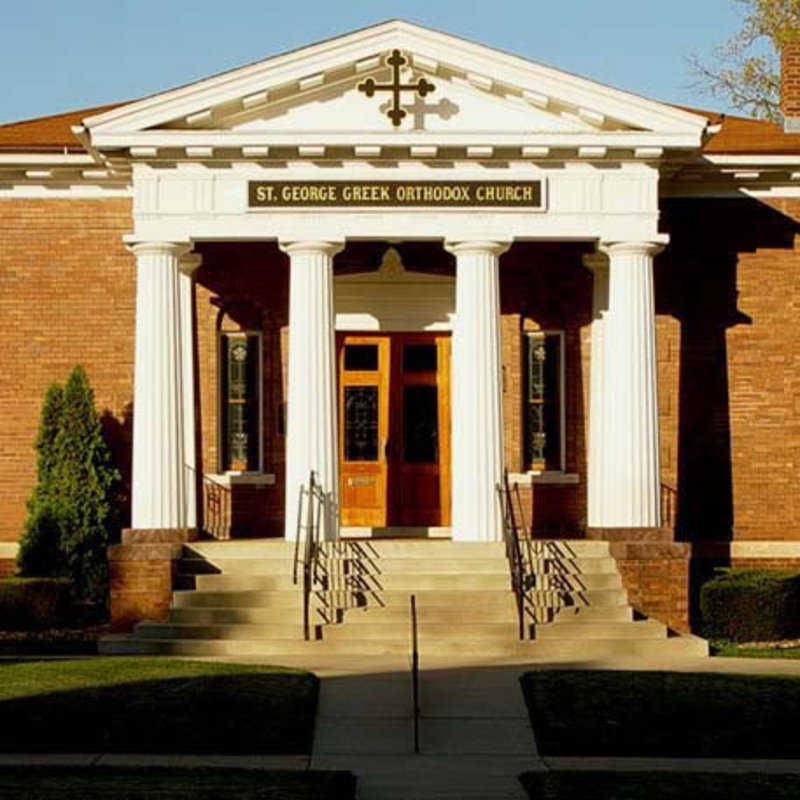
[292,471,330,641]
[410,593,420,754]
[498,470,526,640]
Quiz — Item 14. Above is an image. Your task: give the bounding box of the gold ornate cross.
[358,49,436,127]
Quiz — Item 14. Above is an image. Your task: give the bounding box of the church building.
[2,20,800,645]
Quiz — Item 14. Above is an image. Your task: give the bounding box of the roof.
[4,98,799,156]
[0,103,124,150]
[0,79,797,157]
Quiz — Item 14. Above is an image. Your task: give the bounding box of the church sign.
[248,180,544,209]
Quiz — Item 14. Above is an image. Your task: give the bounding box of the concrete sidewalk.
[6,651,800,798]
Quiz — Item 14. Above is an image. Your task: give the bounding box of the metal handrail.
[293,471,328,641]
[410,594,420,754]
[498,470,526,640]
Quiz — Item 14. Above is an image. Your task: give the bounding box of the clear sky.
[1,0,744,125]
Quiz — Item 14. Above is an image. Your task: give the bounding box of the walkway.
[5,653,800,798]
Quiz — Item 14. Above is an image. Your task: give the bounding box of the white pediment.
[225,68,611,135]
[81,20,708,152]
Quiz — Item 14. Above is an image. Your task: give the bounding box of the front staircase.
[100,538,707,659]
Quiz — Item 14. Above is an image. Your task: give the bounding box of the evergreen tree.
[50,366,120,604]
[17,383,66,578]
[16,368,120,607]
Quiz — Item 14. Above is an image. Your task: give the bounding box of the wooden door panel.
[338,332,451,529]
[387,333,450,527]
[338,335,389,527]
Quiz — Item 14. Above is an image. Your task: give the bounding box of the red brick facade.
[782,41,800,120]
[2,195,800,631]
[0,198,135,543]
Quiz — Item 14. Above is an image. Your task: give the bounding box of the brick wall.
[194,242,288,538]
[0,198,134,543]
[659,198,800,542]
[500,242,593,534]
[782,41,800,119]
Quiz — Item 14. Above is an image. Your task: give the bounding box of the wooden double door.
[338,332,451,528]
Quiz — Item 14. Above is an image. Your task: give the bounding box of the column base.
[107,528,196,631]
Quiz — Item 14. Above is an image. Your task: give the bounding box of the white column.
[281,241,343,541]
[595,241,663,528]
[179,253,201,530]
[447,240,509,542]
[584,250,610,527]
[130,241,190,529]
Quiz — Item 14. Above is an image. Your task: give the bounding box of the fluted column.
[178,253,201,530]
[281,241,343,541]
[447,240,509,542]
[584,250,610,527]
[596,241,663,528]
[131,241,190,529]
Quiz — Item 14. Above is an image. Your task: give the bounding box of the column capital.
[178,253,202,277]
[599,241,665,259]
[582,250,610,273]
[444,240,511,257]
[279,240,344,257]
[127,240,192,259]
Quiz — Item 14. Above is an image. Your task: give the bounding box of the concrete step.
[168,603,517,626]
[193,572,522,591]
[533,572,622,591]
[172,587,519,609]
[322,621,519,642]
[100,636,412,657]
[195,556,512,576]
[515,634,710,660]
[524,556,618,575]
[535,619,667,640]
[524,587,629,607]
[134,622,305,641]
[100,630,708,659]
[549,604,634,623]
[172,588,304,609]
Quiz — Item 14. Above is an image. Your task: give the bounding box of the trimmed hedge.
[700,568,800,642]
[0,578,73,631]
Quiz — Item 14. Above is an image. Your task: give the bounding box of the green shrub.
[16,367,120,607]
[700,568,800,642]
[0,578,73,630]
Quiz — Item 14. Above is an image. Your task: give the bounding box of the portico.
[78,19,710,546]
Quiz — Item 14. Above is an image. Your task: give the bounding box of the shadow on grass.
[0,766,356,800]
[0,660,318,754]
[520,772,800,800]
[520,670,800,758]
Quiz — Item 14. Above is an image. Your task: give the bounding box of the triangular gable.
[81,20,708,149]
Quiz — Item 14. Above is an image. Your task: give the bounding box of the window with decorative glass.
[523,331,563,472]
[220,332,261,472]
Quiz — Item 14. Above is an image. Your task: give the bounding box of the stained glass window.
[344,386,379,461]
[221,333,261,471]
[524,332,562,471]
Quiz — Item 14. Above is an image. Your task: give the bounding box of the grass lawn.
[519,772,800,800]
[713,641,800,659]
[0,767,355,800]
[520,670,800,757]
[0,657,318,754]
